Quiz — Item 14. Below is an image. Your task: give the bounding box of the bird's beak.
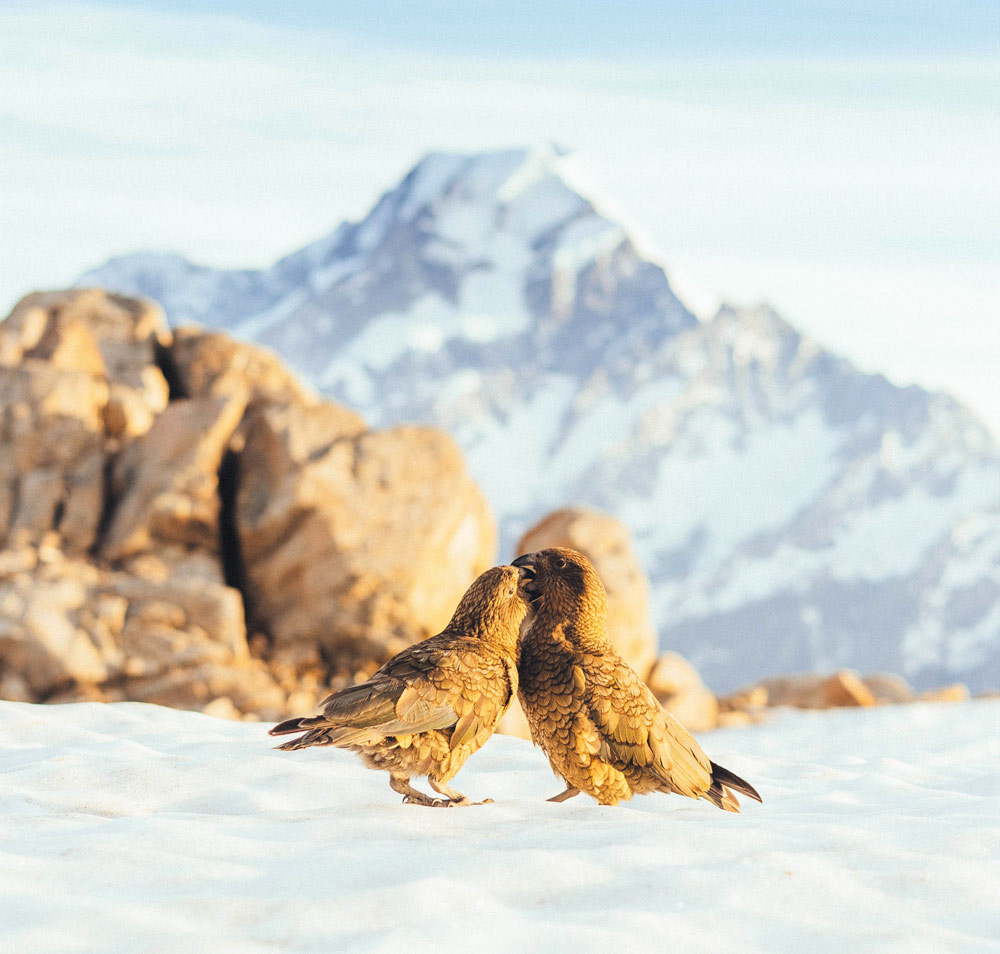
[512,554,541,605]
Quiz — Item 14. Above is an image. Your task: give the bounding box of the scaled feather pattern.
[270,564,530,807]
[513,547,762,810]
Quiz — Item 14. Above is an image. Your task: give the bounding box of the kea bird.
[513,547,762,811]
[270,564,530,807]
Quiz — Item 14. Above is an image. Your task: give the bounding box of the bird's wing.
[314,643,461,736]
[587,658,713,796]
[316,636,514,742]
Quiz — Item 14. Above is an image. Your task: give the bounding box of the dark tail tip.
[710,761,763,804]
[269,717,307,737]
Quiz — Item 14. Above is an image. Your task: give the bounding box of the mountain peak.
[403,144,579,212]
[73,148,1000,693]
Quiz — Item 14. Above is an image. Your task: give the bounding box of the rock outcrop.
[0,289,497,719]
[238,409,496,673]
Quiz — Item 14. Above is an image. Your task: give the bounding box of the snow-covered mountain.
[79,146,1000,692]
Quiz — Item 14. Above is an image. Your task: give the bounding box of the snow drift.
[2,699,997,953]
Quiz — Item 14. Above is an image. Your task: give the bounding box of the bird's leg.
[428,777,493,807]
[389,773,447,807]
[547,785,581,803]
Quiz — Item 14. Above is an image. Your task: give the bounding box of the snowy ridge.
[2,700,999,954]
[78,147,1000,692]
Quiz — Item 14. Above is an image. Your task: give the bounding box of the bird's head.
[512,547,608,624]
[451,564,533,653]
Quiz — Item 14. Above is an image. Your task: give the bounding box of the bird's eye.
[556,558,567,569]
[506,585,516,596]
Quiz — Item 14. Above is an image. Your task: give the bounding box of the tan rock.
[169,327,318,409]
[516,507,657,676]
[102,394,247,561]
[862,673,915,705]
[759,670,876,709]
[129,659,287,721]
[917,684,971,703]
[0,556,125,693]
[821,671,877,707]
[0,362,109,552]
[238,409,495,670]
[1,289,171,441]
[718,684,770,712]
[110,575,249,678]
[646,651,719,731]
[0,668,35,702]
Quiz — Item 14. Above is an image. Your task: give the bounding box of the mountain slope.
[79,145,1000,692]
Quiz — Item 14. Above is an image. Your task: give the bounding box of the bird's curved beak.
[512,554,541,606]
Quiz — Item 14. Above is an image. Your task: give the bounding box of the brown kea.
[269,564,529,807]
[513,547,762,811]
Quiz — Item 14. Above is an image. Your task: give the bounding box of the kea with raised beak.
[270,564,530,807]
[514,547,761,810]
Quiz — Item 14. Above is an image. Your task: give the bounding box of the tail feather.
[269,715,331,751]
[710,761,762,804]
[269,717,310,736]
[270,716,379,751]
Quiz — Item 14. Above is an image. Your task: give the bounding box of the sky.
[2,1,998,434]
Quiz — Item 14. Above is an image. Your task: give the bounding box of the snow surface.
[2,700,998,954]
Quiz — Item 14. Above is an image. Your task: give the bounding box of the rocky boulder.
[0,289,501,719]
[101,394,247,566]
[238,404,496,673]
[0,362,109,553]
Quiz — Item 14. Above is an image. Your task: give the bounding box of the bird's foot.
[547,786,581,803]
[401,793,450,808]
[423,779,495,806]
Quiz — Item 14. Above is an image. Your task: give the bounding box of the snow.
[235,288,309,340]
[2,699,997,954]
[551,214,625,273]
[400,152,469,220]
[629,406,842,579]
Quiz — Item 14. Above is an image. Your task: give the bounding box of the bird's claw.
[401,794,449,808]
[401,794,494,807]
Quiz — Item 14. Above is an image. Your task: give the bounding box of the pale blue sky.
[2,2,998,432]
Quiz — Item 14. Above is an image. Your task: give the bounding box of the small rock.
[862,673,914,705]
[759,670,875,709]
[917,684,970,703]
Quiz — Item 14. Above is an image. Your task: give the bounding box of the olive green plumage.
[270,564,530,807]
[514,547,762,810]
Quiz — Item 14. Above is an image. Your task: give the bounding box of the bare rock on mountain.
[917,683,970,703]
[111,574,286,720]
[516,507,657,678]
[0,543,287,718]
[0,288,499,720]
[238,409,496,672]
